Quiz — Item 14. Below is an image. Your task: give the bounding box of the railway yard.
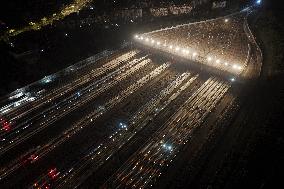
[0,7,264,189]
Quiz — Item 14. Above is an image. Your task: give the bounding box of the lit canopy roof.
[134,13,251,75]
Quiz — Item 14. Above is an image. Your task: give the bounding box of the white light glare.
[192,52,197,57]
[169,45,173,49]
[119,122,127,129]
[157,41,161,45]
[216,59,220,64]
[230,78,235,82]
[224,19,229,23]
[207,57,212,61]
[175,46,180,51]
[162,143,173,151]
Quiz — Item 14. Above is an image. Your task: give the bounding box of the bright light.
[242,7,249,12]
[185,50,189,54]
[216,59,220,64]
[237,65,242,70]
[146,38,149,42]
[42,76,53,84]
[232,64,238,69]
[151,40,155,44]
[169,45,173,49]
[224,19,229,23]
[157,41,161,45]
[175,46,180,51]
[162,143,173,151]
[134,35,139,39]
[230,78,235,82]
[192,52,197,57]
[224,62,228,66]
[140,37,144,40]
[207,57,212,62]
[119,122,127,129]
[256,0,261,5]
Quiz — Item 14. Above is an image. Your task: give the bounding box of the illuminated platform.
[134,13,251,76]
